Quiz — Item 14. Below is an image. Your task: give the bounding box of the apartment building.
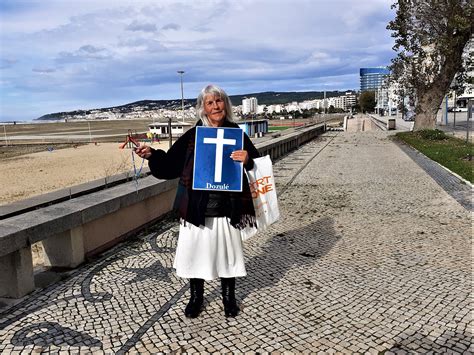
[242,97,258,114]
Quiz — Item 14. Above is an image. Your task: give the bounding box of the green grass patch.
[396,130,473,183]
[268,126,290,132]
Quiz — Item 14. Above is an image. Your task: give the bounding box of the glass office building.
[360,67,390,91]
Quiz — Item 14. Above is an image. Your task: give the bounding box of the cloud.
[0,0,397,121]
[32,67,56,74]
[126,20,158,33]
[0,58,18,69]
[162,23,180,31]
[78,45,104,53]
[56,45,112,63]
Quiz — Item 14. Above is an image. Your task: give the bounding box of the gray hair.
[196,84,235,126]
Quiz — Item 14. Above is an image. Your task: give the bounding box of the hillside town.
[35,91,358,122]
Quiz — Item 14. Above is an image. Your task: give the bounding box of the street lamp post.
[323,90,326,118]
[168,116,172,148]
[453,91,457,129]
[177,71,185,121]
[467,99,472,144]
[173,70,185,149]
[444,94,449,126]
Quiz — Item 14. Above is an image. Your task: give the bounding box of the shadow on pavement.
[239,216,341,302]
[11,322,102,348]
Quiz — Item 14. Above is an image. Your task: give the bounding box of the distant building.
[285,101,301,113]
[266,104,282,114]
[375,77,400,115]
[310,100,324,110]
[148,121,193,138]
[360,67,390,92]
[344,91,357,110]
[375,82,390,115]
[257,105,266,114]
[455,92,474,110]
[332,96,346,110]
[242,97,258,114]
[299,101,315,110]
[237,119,268,137]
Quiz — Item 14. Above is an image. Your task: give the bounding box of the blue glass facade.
[360,67,390,91]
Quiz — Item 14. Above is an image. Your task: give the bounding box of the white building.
[257,105,266,114]
[148,121,193,138]
[344,92,357,110]
[311,100,324,110]
[285,101,301,112]
[375,77,396,115]
[332,96,346,110]
[266,104,282,113]
[300,100,320,110]
[242,97,258,114]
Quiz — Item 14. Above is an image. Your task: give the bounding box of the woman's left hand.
[231,150,249,164]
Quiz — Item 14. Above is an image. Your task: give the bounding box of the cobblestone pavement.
[394,141,472,211]
[0,131,472,354]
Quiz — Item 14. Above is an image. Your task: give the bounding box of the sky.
[0,0,396,121]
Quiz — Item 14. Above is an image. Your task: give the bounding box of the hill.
[228,90,345,105]
[36,90,351,121]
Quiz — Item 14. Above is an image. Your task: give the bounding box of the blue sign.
[193,127,244,192]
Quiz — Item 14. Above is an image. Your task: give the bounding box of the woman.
[135,84,259,318]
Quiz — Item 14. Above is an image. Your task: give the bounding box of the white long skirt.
[173,217,247,280]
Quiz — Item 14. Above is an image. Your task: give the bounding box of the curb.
[397,139,473,189]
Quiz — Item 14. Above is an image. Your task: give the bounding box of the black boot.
[185,278,204,318]
[221,277,239,317]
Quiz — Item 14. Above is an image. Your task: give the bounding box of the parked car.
[448,107,466,112]
[404,110,415,121]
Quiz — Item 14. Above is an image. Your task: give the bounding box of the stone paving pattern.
[0,131,472,354]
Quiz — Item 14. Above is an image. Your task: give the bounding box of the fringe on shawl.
[234,214,257,230]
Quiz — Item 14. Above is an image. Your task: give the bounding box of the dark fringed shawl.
[149,120,259,230]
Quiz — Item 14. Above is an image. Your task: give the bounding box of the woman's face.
[203,94,226,127]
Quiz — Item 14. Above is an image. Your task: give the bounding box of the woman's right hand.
[134,144,152,159]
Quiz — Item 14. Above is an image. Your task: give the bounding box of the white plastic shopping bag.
[241,155,280,241]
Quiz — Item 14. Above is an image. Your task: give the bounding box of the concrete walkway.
[0,131,472,354]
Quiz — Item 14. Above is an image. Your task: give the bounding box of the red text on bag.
[250,176,273,198]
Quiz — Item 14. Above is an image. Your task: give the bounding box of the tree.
[387,0,472,130]
[359,91,376,113]
[327,105,337,114]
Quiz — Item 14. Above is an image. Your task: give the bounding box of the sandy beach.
[0,141,169,206]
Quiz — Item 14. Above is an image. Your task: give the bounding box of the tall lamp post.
[467,98,472,144]
[177,70,185,121]
[172,70,185,149]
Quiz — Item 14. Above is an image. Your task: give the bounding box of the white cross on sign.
[203,128,237,182]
